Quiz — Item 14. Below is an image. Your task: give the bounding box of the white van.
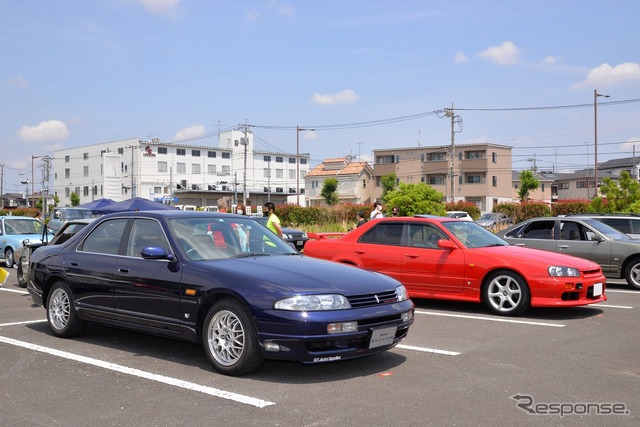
[203,206,219,212]
[175,205,197,211]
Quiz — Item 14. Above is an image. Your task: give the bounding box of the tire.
[202,299,263,376]
[624,258,640,290]
[4,247,14,268]
[17,262,27,288]
[483,270,530,316]
[46,281,87,338]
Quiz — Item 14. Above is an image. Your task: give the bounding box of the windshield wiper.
[232,253,271,258]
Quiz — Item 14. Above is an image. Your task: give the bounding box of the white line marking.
[606,289,640,294]
[414,310,566,327]
[0,335,275,408]
[597,304,633,309]
[0,319,47,327]
[396,344,461,356]
[0,287,29,295]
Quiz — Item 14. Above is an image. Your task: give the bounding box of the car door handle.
[558,245,569,250]
[405,253,420,258]
[354,250,366,254]
[70,262,79,266]
[118,268,130,273]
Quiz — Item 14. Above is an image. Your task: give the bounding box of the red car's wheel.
[483,271,530,316]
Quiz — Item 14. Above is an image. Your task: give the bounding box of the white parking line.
[0,335,275,408]
[606,289,640,294]
[0,319,46,327]
[597,304,633,309]
[414,310,566,327]
[0,287,29,295]
[396,344,461,356]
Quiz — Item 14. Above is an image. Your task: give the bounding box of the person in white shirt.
[370,202,384,220]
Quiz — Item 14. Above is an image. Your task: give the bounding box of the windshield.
[581,218,629,240]
[480,213,498,220]
[169,216,297,261]
[4,218,43,235]
[65,209,94,220]
[441,221,507,248]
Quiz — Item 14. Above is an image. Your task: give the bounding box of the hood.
[482,245,600,270]
[196,255,400,295]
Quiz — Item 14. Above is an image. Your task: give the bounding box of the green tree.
[518,170,540,202]
[380,173,397,203]
[320,178,339,205]
[592,171,640,212]
[70,192,80,207]
[384,182,446,216]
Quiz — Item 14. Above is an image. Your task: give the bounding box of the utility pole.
[242,124,249,204]
[440,104,462,203]
[0,162,4,209]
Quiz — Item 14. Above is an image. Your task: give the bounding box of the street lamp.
[296,126,315,206]
[594,89,610,198]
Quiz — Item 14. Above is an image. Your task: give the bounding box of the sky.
[2,0,640,195]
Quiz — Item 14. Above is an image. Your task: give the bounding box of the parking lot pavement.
[1,267,639,426]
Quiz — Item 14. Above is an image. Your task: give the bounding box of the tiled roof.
[307,158,371,177]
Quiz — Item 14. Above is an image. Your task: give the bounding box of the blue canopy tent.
[78,198,115,214]
[98,197,179,214]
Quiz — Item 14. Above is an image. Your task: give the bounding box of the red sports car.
[304,215,607,316]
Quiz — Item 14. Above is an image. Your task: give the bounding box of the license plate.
[368,326,397,349]
[593,282,603,297]
[296,241,303,246]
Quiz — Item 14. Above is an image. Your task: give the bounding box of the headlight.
[301,233,308,238]
[284,233,293,239]
[548,266,580,277]
[275,294,351,311]
[396,285,409,301]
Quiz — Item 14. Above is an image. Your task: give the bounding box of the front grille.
[347,290,398,308]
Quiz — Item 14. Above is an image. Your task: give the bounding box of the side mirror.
[141,246,175,261]
[437,239,457,250]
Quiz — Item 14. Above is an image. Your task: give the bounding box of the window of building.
[208,151,216,158]
[363,179,367,188]
[65,188,70,198]
[158,147,167,154]
[65,168,70,179]
[492,176,497,187]
[492,152,497,163]
[289,157,296,164]
[428,152,447,161]
[466,175,482,184]
[263,155,272,162]
[176,163,186,174]
[176,148,186,156]
[276,187,284,193]
[192,150,200,157]
[191,184,199,190]
[221,152,230,159]
[222,165,230,174]
[276,169,283,179]
[83,152,89,160]
[65,155,70,163]
[158,161,167,173]
[83,186,89,197]
[428,175,445,185]
[300,158,307,165]
[154,186,162,193]
[560,182,569,190]
[377,155,395,164]
[276,156,283,163]
[264,168,271,178]
[192,164,201,174]
[118,148,124,154]
[208,164,216,175]
[465,151,484,160]
[289,170,295,179]
[83,166,89,177]
[541,183,545,192]
[576,181,587,189]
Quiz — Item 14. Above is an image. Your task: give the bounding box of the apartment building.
[372,143,513,212]
[52,130,310,207]
[305,157,374,206]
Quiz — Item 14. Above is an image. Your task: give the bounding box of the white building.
[53,129,310,208]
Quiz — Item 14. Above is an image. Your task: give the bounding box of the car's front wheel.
[202,299,263,376]
[47,281,87,337]
[484,270,530,316]
[16,262,27,288]
[4,247,14,268]
[624,258,640,290]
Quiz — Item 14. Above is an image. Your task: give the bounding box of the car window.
[513,220,555,240]
[600,218,631,235]
[407,224,447,248]
[126,219,170,257]
[4,218,42,235]
[358,223,403,246]
[80,219,128,255]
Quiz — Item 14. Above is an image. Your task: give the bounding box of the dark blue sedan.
[27,210,414,376]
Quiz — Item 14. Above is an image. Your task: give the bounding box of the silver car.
[498,216,640,290]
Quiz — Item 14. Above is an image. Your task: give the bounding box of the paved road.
[1,268,639,426]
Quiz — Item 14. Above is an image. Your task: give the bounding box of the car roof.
[0,215,39,220]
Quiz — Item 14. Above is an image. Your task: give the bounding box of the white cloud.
[174,124,205,141]
[620,137,640,153]
[477,41,522,65]
[542,55,561,65]
[573,62,640,89]
[454,52,468,63]
[246,1,295,20]
[302,130,317,140]
[135,0,180,17]
[17,120,69,143]
[3,74,31,88]
[311,89,360,105]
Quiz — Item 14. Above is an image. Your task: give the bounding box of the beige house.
[511,171,556,203]
[372,143,513,212]
[305,157,374,206]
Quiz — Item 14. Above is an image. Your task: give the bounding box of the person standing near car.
[263,202,283,237]
[234,203,249,251]
[356,211,366,228]
[370,202,384,220]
